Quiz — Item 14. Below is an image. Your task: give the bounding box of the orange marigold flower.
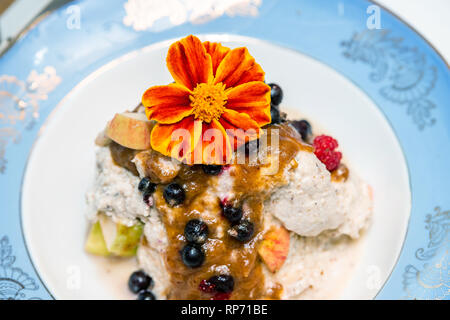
[142,35,271,164]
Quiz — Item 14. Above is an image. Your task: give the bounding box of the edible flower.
[142,35,271,164]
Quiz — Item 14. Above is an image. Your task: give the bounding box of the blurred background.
[0,0,449,62]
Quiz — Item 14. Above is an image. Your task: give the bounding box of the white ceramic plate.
[21,35,411,300]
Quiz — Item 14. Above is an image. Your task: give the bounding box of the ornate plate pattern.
[0,236,40,300]
[0,0,448,300]
[341,29,438,130]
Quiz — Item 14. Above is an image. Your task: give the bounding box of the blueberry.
[163,183,185,207]
[180,243,205,268]
[184,219,209,244]
[208,275,234,293]
[291,120,312,141]
[137,290,156,300]
[138,177,156,194]
[202,165,222,175]
[228,220,254,242]
[222,205,243,224]
[128,270,153,294]
[270,106,281,124]
[268,83,283,106]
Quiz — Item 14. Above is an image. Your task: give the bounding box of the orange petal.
[198,119,233,164]
[219,109,261,150]
[203,41,230,76]
[142,83,193,124]
[150,116,202,164]
[167,35,213,91]
[214,47,265,88]
[226,81,271,126]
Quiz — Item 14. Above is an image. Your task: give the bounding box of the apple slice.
[98,214,143,257]
[109,223,144,257]
[257,226,290,273]
[85,214,143,257]
[85,221,109,256]
[106,112,153,150]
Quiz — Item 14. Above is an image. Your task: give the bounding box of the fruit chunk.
[228,220,254,242]
[270,106,281,124]
[85,221,109,256]
[138,177,156,193]
[109,223,144,257]
[163,183,185,207]
[85,213,143,257]
[257,226,290,273]
[128,270,153,294]
[137,290,156,300]
[268,83,283,106]
[181,243,205,268]
[221,204,243,224]
[106,112,153,150]
[313,135,342,171]
[290,119,312,142]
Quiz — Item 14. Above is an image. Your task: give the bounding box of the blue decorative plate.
[1,0,448,300]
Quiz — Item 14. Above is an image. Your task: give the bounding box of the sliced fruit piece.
[106,112,154,150]
[257,226,290,273]
[98,214,144,257]
[109,223,143,257]
[85,221,110,256]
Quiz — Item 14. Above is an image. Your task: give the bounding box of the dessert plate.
[1,0,448,300]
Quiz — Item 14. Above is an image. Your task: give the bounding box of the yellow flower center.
[190,83,227,123]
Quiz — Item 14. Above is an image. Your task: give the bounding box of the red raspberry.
[313,135,342,171]
[199,279,216,293]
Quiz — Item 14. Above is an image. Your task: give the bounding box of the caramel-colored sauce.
[232,124,313,199]
[109,141,139,176]
[331,164,349,182]
[264,282,284,300]
[109,123,309,300]
[152,164,267,299]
